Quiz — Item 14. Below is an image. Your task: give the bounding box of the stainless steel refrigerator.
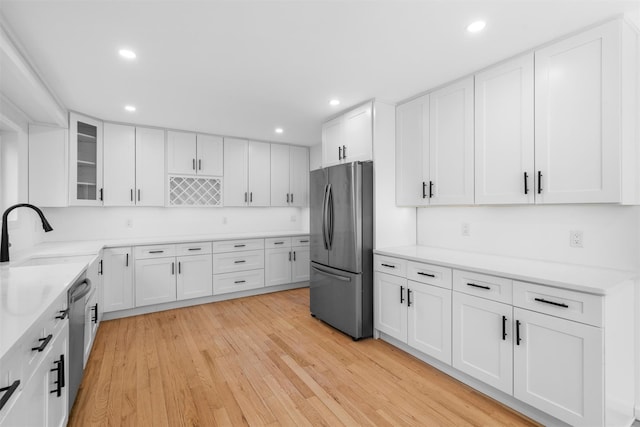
[309,161,373,340]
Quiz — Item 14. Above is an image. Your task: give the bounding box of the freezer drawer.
[310,262,368,340]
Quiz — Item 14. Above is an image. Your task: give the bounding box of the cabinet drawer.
[176,242,212,256]
[265,237,292,249]
[407,261,452,289]
[212,250,264,274]
[292,236,310,247]
[212,239,264,253]
[134,244,176,259]
[453,270,513,304]
[213,269,265,295]
[513,281,603,327]
[374,255,407,277]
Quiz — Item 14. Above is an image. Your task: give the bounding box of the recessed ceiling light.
[329,99,340,106]
[467,20,486,33]
[124,105,136,112]
[118,49,136,59]
[275,127,284,134]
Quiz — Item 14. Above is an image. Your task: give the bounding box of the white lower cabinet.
[46,324,68,427]
[102,247,134,313]
[452,292,513,394]
[264,237,310,287]
[135,257,177,307]
[176,254,213,300]
[265,247,292,286]
[84,288,99,366]
[213,269,265,295]
[513,307,603,426]
[374,268,452,365]
[290,247,310,283]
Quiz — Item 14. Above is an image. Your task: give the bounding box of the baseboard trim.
[103,281,309,320]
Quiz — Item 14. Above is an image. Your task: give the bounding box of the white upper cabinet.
[104,125,165,206]
[28,124,68,207]
[429,77,475,205]
[135,127,165,206]
[224,138,270,206]
[475,54,534,205]
[196,134,224,176]
[69,112,103,206]
[103,123,136,206]
[322,101,373,167]
[271,144,309,207]
[396,94,430,206]
[167,131,197,175]
[535,21,621,203]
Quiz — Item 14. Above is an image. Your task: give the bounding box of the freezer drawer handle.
[0,380,20,411]
[417,272,435,278]
[381,263,395,269]
[32,334,53,352]
[534,297,568,308]
[467,283,491,290]
[311,265,351,282]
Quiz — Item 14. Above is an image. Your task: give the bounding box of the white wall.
[417,205,639,271]
[40,206,307,242]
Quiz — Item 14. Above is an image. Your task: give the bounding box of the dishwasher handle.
[69,280,91,303]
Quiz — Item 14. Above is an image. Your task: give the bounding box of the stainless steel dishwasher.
[67,272,92,411]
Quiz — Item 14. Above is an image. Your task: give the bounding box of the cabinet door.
[429,77,474,205]
[69,112,103,206]
[167,131,197,175]
[535,21,620,203]
[407,282,451,365]
[475,54,534,205]
[513,308,603,426]
[291,247,310,282]
[343,102,373,163]
[248,141,270,206]
[322,116,344,167]
[84,289,98,366]
[135,127,165,206]
[17,350,48,427]
[28,125,68,207]
[103,123,136,206]
[452,292,513,394]
[47,325,68,427]
[135,258,177,307]
[289,146,309,207]
[396,95,430,206]
[270,144,290,207]
[196,134,223,176]
[373,272,407,342]
[265,248,292,287]
[223,138,248,206]
[176,254,213,300]
[102,248,134,312]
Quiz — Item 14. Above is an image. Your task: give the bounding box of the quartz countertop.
[374,246,637,295]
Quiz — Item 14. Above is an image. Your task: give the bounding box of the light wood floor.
[69,288,540,426]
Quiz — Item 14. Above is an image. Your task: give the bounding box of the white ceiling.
[0,1,638,146]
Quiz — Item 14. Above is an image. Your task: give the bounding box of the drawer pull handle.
[92,303,98,323]
[417,272,435,278]
[149,250,164,254]
[234,280,246,284]
[381,263,395,268]
[234,260,246,264]
[516,320,522,345]
[55,308,69,320]
[400,286,404,303]
[0,380,20,410]
[234,244,246,248]
[32,334,53,352]
[534,297,568,308]
[50,354,65,397]
[467,283,491,290]
[188,248,202,251]
[502,316,507,340]
[299,240,309,243]
[274,242,285,245]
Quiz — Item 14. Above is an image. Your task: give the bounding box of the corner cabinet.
[322,101,373,167]
[69,112,103,206]
[102,247,134,313]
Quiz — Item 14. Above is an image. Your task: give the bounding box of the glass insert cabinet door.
[69,112,103,205]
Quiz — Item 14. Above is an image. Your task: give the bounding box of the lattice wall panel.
[169,176,222,206]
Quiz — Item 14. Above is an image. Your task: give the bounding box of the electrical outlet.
[290,215,297,222]
[126,219,133,228]
[461,223,470,237]
[570,230,583,248]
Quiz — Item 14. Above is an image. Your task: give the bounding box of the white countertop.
[0,230,308,361]
[374,246,637,295]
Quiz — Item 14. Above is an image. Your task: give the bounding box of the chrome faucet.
[1,204,53,263]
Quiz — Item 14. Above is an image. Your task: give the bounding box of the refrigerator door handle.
[311,265,351,282]
[327,184,334,249]
[322,184,329,249]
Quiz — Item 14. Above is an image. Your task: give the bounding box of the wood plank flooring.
[69,288,540,426]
